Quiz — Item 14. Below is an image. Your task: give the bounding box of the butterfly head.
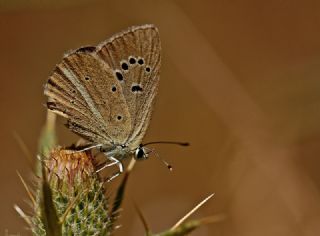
[134,145,149,161]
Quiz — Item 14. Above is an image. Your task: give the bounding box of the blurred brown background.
[1,0,320,235]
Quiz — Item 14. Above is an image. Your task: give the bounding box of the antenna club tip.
[168,165,173,171]
[182,142,190,146]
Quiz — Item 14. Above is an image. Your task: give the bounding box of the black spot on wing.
[121,62,129,70]
[115,71,123,81]
[131,85,143,92]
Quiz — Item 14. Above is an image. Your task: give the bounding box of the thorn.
[171,193,215,230]
[13,131,33,169]
[14,204,32,225]
[16,171,36,207]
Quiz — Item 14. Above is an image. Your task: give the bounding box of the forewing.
[96,24,161,146]
[44,48,132,145]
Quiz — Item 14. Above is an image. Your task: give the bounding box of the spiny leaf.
[40,166,61,236]
[155,219,203,236]
[152,193,223,236]
[154,215,225,236]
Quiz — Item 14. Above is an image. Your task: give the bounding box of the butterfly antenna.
[143,141,190,146]
[142,141,189,171]
[148,148,173,171]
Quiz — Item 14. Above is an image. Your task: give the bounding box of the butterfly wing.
[96,24,161,147]
[44,48,132,145]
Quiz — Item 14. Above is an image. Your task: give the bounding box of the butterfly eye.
[134,147,147,160]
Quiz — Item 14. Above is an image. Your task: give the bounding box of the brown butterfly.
[44,25,161,181]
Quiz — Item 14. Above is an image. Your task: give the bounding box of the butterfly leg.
[74,143,103,153]
[96,156,118,173]
[99,155,124,182]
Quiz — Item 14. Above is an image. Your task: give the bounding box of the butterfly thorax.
[100,143,148,161]
[100,144,131,160]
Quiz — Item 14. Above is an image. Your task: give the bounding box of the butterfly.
[44,25,161,181]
